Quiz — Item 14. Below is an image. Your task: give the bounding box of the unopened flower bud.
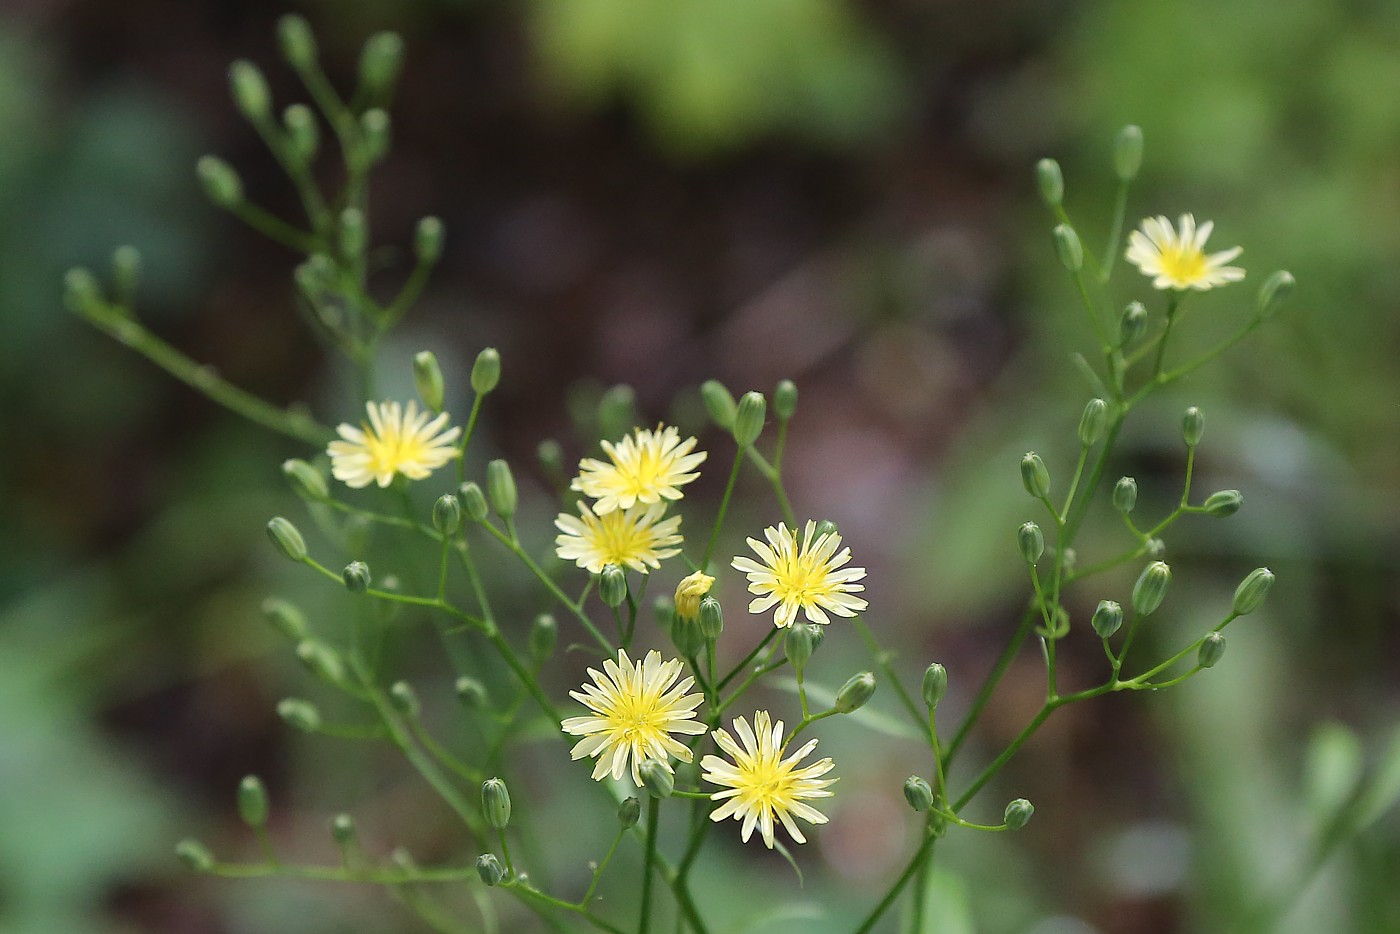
[1198,632,1226,669]
[476,853,503,886]
[459,482,489,523]
[197,155,243,208]
[1257,270,1295,319]
[618,796,641,828]
[530,614,557,661]
[1232,568,1274,615]
[694,595,722,640]
[1036,158,1064,207]
[262,597,308,640]
[63,266,102,314]
[331,813,355,847]
[1112,125,1144,181]
[358,31,404,97]
[431,494,461,536]
[1003,798,1035,830]
[360,108,390,163]
[282,458,328,502]
[276,697,322,732]
[390,681,420,718]
[237,775,269,828]
[112,244,141,300]
[653,595,676,629]
[733,391,767,447]
[673,571,714,621]
[472,347,501,395]
[410,350,445,412]
[1018,521,1045,565]
[229,60,271,122]
[834,672,877,713]
[1145,537,1165,558]
[597,384,637,442]
[342,561,371,593]
[481,778,511,829]
[277,14,318,68]
[1021,453,1050,500]
[638,760,674,798]
[486,459,517,518]
[1132,561,1172,617]
[670,611,705,657]
[1078,398,1108,446]
[339,207,367,259]
[774,379,799,420]
[1091,600,1123,639]
[1053,224,1083,273]
[1203,490,1243,518]
[813,520,839,541]
[599,564,629,609]
[1119,301,1147,346]
[266,517,307,562]
[296,639,345,684]
[455,676,487,708]
[1182,406,1204,447]
[1113,476,1138,513]
[415,216,444,265]
[175,839,214,872]
[922,663,948,709]
[903,776,935,812]
[284,104,319,163]
[537,438,564,480]
[700,380,737,430]
[785,623,819,673]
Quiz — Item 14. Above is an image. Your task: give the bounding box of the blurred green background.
[3,0,1399,931]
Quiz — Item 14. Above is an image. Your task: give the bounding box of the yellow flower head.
[327,401,462,489]
[1125,214,1244,291]
[702,711,836,848]
[572,425,707,515]
[731,520,868,628]
[562,649,708,785]
[673,570,716,621]
[555,501,683,574]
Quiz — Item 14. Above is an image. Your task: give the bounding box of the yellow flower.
[562,649,708,785]
[572,425,707,515]
[555,502,683,574]
[327,401,461,489]
[702,711,836,848]
[731,520,867,628]
[674,570,716,621]
[1125,214,1244,291]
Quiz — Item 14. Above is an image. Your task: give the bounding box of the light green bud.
[471,347,501,395]
[360,109,390,164]
[921,663,948,709]
[196,155,243,208]
[785,623,819,673]
[486,459,517,518]
[904,775,934,812]
[415,216,444,265]
[1182,406,1204,447]
[1112,125,1143,181]
[296,639,345,684]
[339,208,367,260]
[834,672,877,714]
[262,598,308,640]
[733,391,767,446]
[358,31,404,97]
[112,244,141,300]
[774,379,799,420]
[277,15,318,70]
[175,839,214,872]
[1020,453,1050,500]
[433,494,461,535]
[1113,476,1138,513]
[266,517,307,562]
[638,760,675,799]
[1091,600,1123,639]
[1003,798,1035,830]
[459,482,489,523]
[413,350,445,412]
[1035,158,1064,207]
[652,595,676,630]
[342,561,371,594]
[599,564,628,608]
[1132,561,1172,617]
[229,60,271,122]
[700,380,737,430]
[1198,632,1226,669]
[618,796,641,828]
[237,775,269,828]
[390,681,420,718]
[1078,398,1107,447]
[697,595,724,640]
[1120,301,1147,346]
[813,520,839,541]
[481,778,511,829]
[284,104,319,163]
[455,676,488,708]
[1203,490,1243,518]
[1233,567,1274,616]
[63,266,102,314]
[331,813,356,846]
[1257,270,1295,319]
[1053,224,1083,273]
[281,458,328,502]
[670,611,705,658]
[1018,521,1045,565]
[476,853,503,886]
[597,384,636,441]
[276,697,321,732]
[537,439,564,480]
[530,613,557,661]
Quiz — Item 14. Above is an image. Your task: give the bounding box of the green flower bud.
[618,796,641,828]
[1003,798,1035,830]
[785,623,819,673]
[358,31,404,98]
[459,482,489,523]
[922,663,948,710]
[1233,567,1274,616]
[339,207,367,260]
[281,458,328,502]
[670,611,705,657]
[486,459,517,518]
[834,672,877,714]
[1053,224,1083,273]
[455,676,488,708]
[342,560,371,594]
[262,597,308,640]
[276,697,322,732]
[700,380,737,430]
[481,778,512,829]
[813,520,839,541]
[296,639,345,684]
[360,108,390,164]
[1091,600,1123,639]
[277,14,318,69]
[697,595,724,640]
[1131,561,1172,617]
[1112,125,1144,181]
[63,266,102,314]
[652,595,676,629]
[266,517,307,562]
[1257,270,1295,319]
[599,564,628,608]
[284,104,319,163]
[476,853,504,886]
[1018,521,1045,565]
[1113,476,1138,513]
[638,760,674,799]
[196,155,243,208]
[1182,406,1204,447]
[412,350,445,412]
[1078,398,1108,447]
[537,438,564,480]
[112,244,141,300]
[530,613,558,662]
[229,59,271,122]
[1020,453,1050,500]
[175,839,214,872]
[1035,158,1064,207]
[733,391,767,447]
[597,384,637,442]
[472,347,501,395]
[331,813,356,847]
[903,775,934,812]
[774,379,799,420]
[237,775,269,828]
[433,494,461,536]
[1198,632,1226,669]
[390,681,420,718]
[1119,301,1147,346]
[1203,490,1243,518]
[415,216,444,265]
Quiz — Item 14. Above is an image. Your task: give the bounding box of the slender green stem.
[1151,295,1182,380]
[853,829,938,934]
[852,616,926,735]
[408,719,483,786]
[702,447,745,571]
[204,860,479,883]
[480,522,615,654]
[718,629,779,691]
[944,606,1036,766]
[787,709,839,743]
[382,253,437,331]
[953,704,1055,811]
[498,828,516,879]
[639,796,660,934]
[747,444,797,528]
[226,200,322,253]
[501,881,629,934]
[455,394,485,487]
[1099,178,1130,283]
[582,826,628,907]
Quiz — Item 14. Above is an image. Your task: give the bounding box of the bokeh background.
[4,0,1400,931]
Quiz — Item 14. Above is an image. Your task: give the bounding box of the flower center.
[1158,243,1208,286]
